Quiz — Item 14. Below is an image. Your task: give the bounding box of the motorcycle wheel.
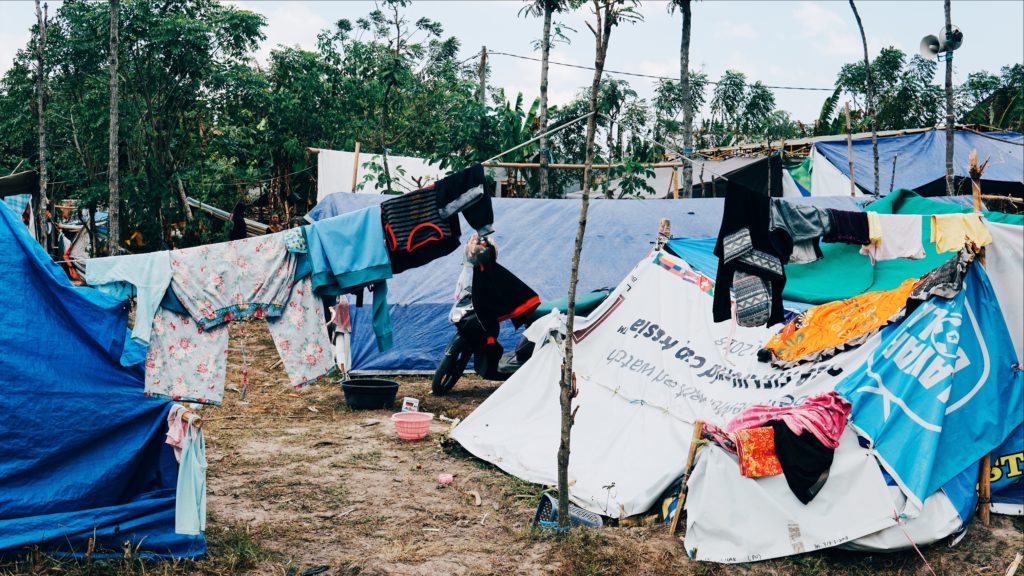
[432,333,472,396]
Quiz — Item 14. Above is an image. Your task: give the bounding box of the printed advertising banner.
[452,252,905,562]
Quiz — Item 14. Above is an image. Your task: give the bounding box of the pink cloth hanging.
[725,391,851,449]
[166,404,189,463]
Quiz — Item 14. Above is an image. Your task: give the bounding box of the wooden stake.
[669,419,704,536]
[671,168,680,199]
[979,454,991,526]
[351,141,361,193]
[968,148,991,523]
[1006,552,1023,576]
[844,102,856,196]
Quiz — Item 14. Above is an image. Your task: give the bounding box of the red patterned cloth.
[736,426,783,478]
[726,391,851,450]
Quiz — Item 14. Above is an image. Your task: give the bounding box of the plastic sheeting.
[685,431,897,563]
[316,148,445,200]
[308,193,861,371]
[669,190,1023,305]
[0,203,204,559]
[815,129,1024,194]
[452,251,879,519]
[986,222,1024,362]
[810,148,862,197]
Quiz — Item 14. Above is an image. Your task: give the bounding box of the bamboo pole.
[351,141,361,193]
[969,149,991,526]
[484,161,686,170]
[844,102,856,196]
[979,454,991,526]
[669,420,704,536]
[981,194,1024,204]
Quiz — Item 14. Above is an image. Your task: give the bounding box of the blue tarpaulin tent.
[307,193,860,372]
[0,202,204,559]
[815,129,1024,196]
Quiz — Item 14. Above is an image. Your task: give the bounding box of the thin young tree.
[670,0,694,197]
[107,0,120,254]
[849,0,879,196]
[557,0,641,528]
[943,0,955,195]
[33,0,48,251]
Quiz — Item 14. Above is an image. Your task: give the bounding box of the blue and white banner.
[837,264,1024,512]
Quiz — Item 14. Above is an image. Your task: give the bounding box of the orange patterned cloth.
[763,278,918,367]
[736,426,783,478]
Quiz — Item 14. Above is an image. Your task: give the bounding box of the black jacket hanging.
[380,164,495,274]
[472,261,540,337]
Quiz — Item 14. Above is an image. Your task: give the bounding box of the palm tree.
[669,0,693,197]
[521,0,572,198]
[33,0,49,251]
[849,0,879,196]
[108,0,120,254]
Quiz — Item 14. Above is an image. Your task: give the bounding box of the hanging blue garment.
[175,420,207,535]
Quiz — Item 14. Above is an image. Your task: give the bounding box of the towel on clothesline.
[859,213,925,264]
[931,213,992,253]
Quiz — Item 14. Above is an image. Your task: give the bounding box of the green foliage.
[959,64,1024,130]
[827,46,945,134]
[0,0,1019,236]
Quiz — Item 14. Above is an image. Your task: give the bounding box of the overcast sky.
[1,1,1022,121]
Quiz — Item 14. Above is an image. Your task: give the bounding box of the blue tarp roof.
[0,203,204,559]
[815,129,1024,193]
[308,193,860,371]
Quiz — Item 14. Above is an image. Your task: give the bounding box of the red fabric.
[498,295,541,323]
[736,426,783,478]
[726,391,851,449]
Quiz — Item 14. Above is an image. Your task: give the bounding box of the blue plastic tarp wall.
[0,203,204,559]
[307,194,860,372]
[815,130,1024,193]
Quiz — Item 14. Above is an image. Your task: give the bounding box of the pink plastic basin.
[391,412,434,441]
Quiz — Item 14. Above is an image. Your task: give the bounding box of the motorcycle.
[431,235,610,396]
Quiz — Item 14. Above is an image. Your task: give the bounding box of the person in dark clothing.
[228,202,248,241]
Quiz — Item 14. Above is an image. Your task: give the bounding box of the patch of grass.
[0,550,194,576]
[204,523,271,572]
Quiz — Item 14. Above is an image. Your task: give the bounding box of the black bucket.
[342,378,400,410]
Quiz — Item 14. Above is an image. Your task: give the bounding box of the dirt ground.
[4,322,1022,575]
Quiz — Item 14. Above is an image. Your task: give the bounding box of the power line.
[488,50,835,92]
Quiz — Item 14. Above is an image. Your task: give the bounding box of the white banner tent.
[451,251,970,562]
[316,148,445,200]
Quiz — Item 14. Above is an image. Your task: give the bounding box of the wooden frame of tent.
[696,124,1016,161]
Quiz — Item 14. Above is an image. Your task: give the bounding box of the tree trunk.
[679,0,693,198]
[538,7,552,198]
[849,0,878,196]
[943,0,955,195]
[88,204,97,258]
[34,0,48,252]
[107,0,120,254]
[557,0,615,529]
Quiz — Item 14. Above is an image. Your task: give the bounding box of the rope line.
[487,50,835,92]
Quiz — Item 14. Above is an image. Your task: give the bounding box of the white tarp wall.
[450,251,967,562]
[986,222,1024,362]
[316,148,445,200]
[810,147,865,197]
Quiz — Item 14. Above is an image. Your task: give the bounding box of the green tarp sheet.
[783,189,1024,304]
